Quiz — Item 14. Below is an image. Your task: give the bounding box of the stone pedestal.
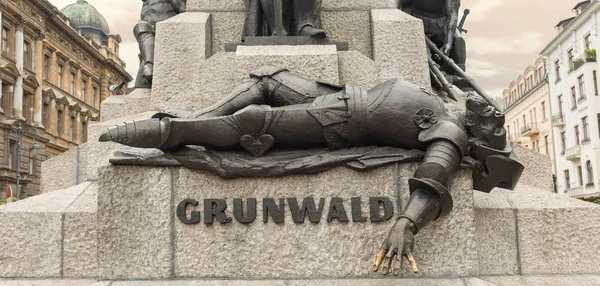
[96,164,477,280]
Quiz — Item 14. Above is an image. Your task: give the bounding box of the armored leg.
[155,66,343,120]
[292,0,326,37]
[134,21,156,87]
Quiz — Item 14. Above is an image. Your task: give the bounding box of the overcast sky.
[49,0,583,95]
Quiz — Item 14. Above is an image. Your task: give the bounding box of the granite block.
[210,12,245,54]
[63,184,99,278]
[338,51,381,89]
[99,95,125,122]
[473,190,518,275]
[171,164,476,278]
[512,144,554,191]
[0,280,98,286]
[97,166,172,279]
[41,147,78,193]
[480,275,600,286]
[321,11,371,57]
[187,0,397,11]
[504,189,600,275]
[371,9,431,88]
[123,89,153,115]
[152,12,211,111]
[0,183,90,278]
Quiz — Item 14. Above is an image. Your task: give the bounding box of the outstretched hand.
[373,218,418,275]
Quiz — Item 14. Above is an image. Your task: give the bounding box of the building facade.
[541,0,600,201]
[0,0,131,199]
[502,58,554,174]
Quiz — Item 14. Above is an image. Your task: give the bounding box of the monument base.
[225,36,349,52]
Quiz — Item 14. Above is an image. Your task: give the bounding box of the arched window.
[587,160,594,186]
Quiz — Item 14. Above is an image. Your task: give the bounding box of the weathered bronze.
[243,0,326,40]
[399,0,466,71]
[100,66,524,276]
[134,0,186,88]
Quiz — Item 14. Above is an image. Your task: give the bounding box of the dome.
[61,0,110,35]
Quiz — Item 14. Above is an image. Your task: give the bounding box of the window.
[578,166,584,186]
[7,140,18,171]
[535,140,540,152]
[575,125,580,145]
[82,79,88,100]
[585,34,591,50]
[507,125,511,139]
[598,114,600,139]
[544,135,550,155]
[568,49,574,67]
[24,42,32,70]
[532,141,536,152]
[587,160,594,185]
[42,102,50,127]
[542,101,547,120]
[565,170,571,189]
[70,116,76,141]
[558,95,564,115]
[1,84,9,112]
[578,75,586,100]
[23,93,33,123]
[58,64,64,88]
[28,153,35,175]
[43,55,50,80]
[70,72,76,95]
[93,86,98,107]
[571,86,577,109]
[595,71,599,96]
[582,116,590,142]
[82,121,87,143]
[538,66,544,82]
[561,132,567,153]
[57,109,64,136]
[519,83,525,96]
[1,26,9,56]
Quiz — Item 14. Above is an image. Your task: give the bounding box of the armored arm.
[374,121,467,275]
[443,0,460,55]
[171,0,187,14]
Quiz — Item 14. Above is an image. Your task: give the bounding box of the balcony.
[552,114,565,127]
[520,123,539,137]
[569,49,597,73]
[567,186,584,197]
[582,137,591,145]
[565,145,582,161]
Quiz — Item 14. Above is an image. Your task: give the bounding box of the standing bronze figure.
[134,0,187,88]
[100,66,523,275]
[399,0,466,71]
[243,0,326,40]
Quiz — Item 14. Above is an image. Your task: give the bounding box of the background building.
[541,0,600,201]
[501,58,554,175]
[0,0,131,199]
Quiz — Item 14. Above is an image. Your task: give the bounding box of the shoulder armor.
[249,66,288,78]
[418,120,469,157]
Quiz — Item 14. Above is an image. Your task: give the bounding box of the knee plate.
[134,21,155,37]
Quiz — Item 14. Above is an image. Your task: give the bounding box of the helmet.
[470,141,525,193]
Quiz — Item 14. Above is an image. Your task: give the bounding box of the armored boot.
[99,118,174,150]
[293,0,326,37]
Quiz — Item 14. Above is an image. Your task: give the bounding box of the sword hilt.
[457,9,470,34]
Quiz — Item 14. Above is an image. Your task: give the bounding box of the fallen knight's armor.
[101,66,524,275]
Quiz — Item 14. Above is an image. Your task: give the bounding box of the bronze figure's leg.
[164,66,342,119]
[134,21,156,87]
[293,0,326,37]
[100,104,327,154]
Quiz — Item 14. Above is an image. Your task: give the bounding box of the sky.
[49,0,585,95]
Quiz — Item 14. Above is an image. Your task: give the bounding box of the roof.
[555,17,575,29]
[60,0,110,35]
[573,0,591,11]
